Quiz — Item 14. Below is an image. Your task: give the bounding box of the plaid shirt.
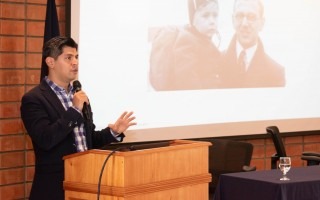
[45,77,88,152]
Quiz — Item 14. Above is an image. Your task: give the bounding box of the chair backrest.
[208,139,254,193]
[266,126,287,157]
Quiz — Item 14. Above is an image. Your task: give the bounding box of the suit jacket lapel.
[39,79,66,115]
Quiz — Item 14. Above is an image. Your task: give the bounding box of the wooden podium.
[63,139,212,200]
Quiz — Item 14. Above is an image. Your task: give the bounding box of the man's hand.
[108,111,136,133]
[72,91,89,111]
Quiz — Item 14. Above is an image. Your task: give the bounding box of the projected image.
[149,0,286,91]
[74,0,320,141]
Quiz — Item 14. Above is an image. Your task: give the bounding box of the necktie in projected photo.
[238,50,247,73]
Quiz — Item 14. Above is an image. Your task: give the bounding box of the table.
[213,166,320,200]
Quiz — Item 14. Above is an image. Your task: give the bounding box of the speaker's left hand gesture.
[108,111,136,134]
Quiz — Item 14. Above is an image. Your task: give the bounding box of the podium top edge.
[63,139,211,160]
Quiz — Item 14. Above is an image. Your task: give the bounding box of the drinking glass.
[279,157,291,181]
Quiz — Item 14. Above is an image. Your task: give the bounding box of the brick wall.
[0,0,66,199]
[248,134,320,170]
[1,0,320,199]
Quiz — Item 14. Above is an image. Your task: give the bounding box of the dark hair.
[42,36,78,60]
[40,36,78,81]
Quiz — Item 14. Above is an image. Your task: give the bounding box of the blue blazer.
[21,79,124,200]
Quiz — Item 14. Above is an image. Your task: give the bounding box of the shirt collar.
[236,41,258,65]
[45,76,73,93]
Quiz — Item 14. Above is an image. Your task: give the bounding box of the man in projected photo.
[221,0,286,88]
[149,0,222,91]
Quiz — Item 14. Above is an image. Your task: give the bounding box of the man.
[221,0,286,88]
[149,0,222,91]
[20,36,136,200]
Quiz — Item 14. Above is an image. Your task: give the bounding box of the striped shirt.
[45,77,88,152]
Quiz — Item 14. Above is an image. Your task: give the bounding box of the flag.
[40,0,60,82]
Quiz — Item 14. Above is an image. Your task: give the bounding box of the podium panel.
[63,140,211,200]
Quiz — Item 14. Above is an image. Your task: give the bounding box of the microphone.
[72,80,91,120]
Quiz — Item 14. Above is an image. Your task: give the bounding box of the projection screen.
[71,0,320,142]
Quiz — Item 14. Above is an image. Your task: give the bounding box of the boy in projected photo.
[221,0,286,88]
[149,0,222,91]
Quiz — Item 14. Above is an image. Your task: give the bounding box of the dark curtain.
[40,0,60,82]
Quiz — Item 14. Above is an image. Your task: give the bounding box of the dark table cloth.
[213,166,320,200]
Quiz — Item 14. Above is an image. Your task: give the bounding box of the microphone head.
[72,80,82,92]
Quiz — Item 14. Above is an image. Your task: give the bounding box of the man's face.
[48,47,79,84]
[193,2,219,38]
[232,0,264,48]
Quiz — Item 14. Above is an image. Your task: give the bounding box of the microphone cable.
[97,147,129,200]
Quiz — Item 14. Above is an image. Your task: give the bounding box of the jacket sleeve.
[91,127,125,149]
[21,91,84,151]
[85,104,125,149]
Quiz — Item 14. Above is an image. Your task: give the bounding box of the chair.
[266,126,287,169]
[266,126,320,168]
[208,139,256,195]
[301,152,320,165]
